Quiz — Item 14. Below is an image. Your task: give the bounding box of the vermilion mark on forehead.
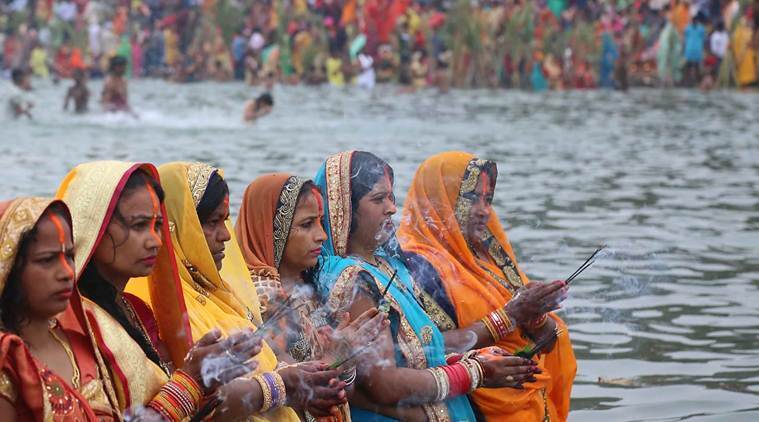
[311,187,323,214]
[50,214,75,279]
[479,172,493,197]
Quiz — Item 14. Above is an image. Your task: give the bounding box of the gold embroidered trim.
[422,402,451,422]
[0,198,55,295]
[417,288,457,331]
[273,176,308,268]
[186,162,216,208]
[324,152,354,257]
[0,370,17,403]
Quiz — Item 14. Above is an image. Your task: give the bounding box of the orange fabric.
[398,151,576,421]
[341,0,357,26]
[235,173,292,275]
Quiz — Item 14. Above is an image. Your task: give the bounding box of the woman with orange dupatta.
[57,161,261,420]
[398,151,577,421]
[0,197,120,421]
[235,173,389,421]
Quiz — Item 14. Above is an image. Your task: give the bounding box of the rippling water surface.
[2,80,758,421]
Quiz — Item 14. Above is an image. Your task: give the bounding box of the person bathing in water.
[243,93,274,122]
[101,56,134,115]
[6,68,34,119]
[64,69,90,113]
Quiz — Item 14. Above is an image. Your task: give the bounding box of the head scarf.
[126,162,298,422]
[235,173,309,315]
[0,198,117,421]
[398,151,576,420]
[236,173,309,277]
[57,161,189,412]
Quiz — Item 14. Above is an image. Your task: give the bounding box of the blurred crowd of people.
[1,0,757,91]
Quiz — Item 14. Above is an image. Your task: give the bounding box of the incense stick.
[381,270,399,298]
[328,341,375,369]
[565,245,606,285]
[190,396,221,422]
[516,328,565,359]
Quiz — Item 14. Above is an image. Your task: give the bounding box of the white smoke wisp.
[123,405,165,422]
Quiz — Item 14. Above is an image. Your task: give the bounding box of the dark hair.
[197,171,229,224]
[349,151,394,234]
[108,55,127,72]
[11,68,26,84]
[78,169,165,367]
[1,204,70,333]
[255,93,274,109]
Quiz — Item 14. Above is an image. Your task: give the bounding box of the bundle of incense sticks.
[516,328,565,359]
[565,245,606,285]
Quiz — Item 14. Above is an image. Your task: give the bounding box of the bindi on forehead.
[478,172,493,196]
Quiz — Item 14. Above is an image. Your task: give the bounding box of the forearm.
[357,366,438,406]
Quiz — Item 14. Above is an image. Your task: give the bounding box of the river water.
[2,80,759,421]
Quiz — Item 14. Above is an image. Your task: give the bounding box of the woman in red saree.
[0,197,120,421]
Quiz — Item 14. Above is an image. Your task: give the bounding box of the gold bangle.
[271,371,287,408]
[481,316,500,342]
[253,374,273,412]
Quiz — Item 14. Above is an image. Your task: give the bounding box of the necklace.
[119,296,172,375]
[48,319,81,389]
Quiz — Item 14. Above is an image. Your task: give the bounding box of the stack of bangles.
[426,358,484,402]
[147,370,203,422]
[253,371,287,413]
[481,308,516,342]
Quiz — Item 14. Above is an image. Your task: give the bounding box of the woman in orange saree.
[399,151,577,421]
[0,197,120,421]
[57,161,261,419]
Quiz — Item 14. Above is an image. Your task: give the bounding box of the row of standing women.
[0,151,576,421]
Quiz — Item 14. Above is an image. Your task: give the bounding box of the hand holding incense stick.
[515,328,565,360]
[565,245,606,285]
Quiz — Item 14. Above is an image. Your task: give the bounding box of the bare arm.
[64,88,72,111]
[347,290,440,406]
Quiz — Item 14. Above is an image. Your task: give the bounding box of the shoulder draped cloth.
[313,151,475,422]
[57,161,189,412]
[398,151,577,421]
[236,173,351,422]
[125,162,298,422]
[0,197,119,421]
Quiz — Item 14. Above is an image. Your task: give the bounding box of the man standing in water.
[101,56,134,114]
[5,68,34,119]
[64,69,90,113]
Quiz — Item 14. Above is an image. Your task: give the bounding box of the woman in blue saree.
[313,151,539,421]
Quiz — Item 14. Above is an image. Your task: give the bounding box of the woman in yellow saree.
[398,151,577,421]
[0,197,120,421]
[57,161,261,420]
[127,161,348,420]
